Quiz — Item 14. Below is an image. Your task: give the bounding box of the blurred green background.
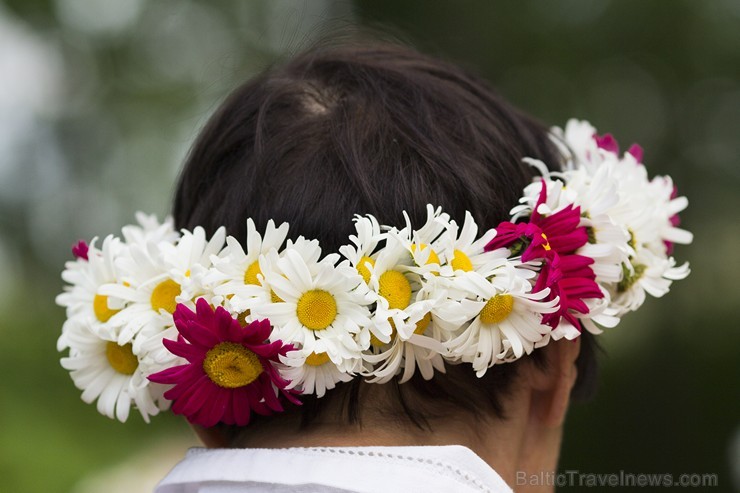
[0,0,738,491]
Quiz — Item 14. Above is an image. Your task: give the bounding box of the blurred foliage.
[0,1,737,492]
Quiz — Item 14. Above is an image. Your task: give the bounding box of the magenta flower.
[485,182,602,329]
[627,144,643,163]
[536,253,603,329]
[72,240,89,260]
[148,298,300,427]
[594,133,619,155]
[485,182,588,261]
[594,132,643,162]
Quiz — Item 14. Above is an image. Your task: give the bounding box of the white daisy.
[362,283,448,384]
[430,256,521,335]
[209,218,289,314]
[99,226,225,361]
[338,214,385,286]
[643,174,693,254]
[56,235,127,351]
[254,248,372,363]
[59,318,171,423]
[609,249,690,316]
[561,166,631,284]
[361,230,433,347]
[436,210,505,278]
[444,261,559,376]
[551,118,623,175]
[554,120,692,258]
[281,345,357,398]
[285,236,323,267]
[400,204,449,272]
[121,212,180,247]
[604,157,664,252]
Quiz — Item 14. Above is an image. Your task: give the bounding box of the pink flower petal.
[202,387,230,427]
[594,133,619,154]
[627,144,643,163]
[154,298,299,427]
[72,240,89,260]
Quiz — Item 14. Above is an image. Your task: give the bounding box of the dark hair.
[173,39,598,440]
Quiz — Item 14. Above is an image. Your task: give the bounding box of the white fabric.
[155,445,513,493]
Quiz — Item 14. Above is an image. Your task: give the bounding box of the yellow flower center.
[479,294,514,324]
[244,260,262,285]
[236,310,251,327]
[411,243,440,265]
[413,312,432,335]
[370,312,431,346]
[540,233,552,251]
[93,294,119,323]
[586,226,597,244]
[202,342,263,388]
[356,256,375,284]
[296,289,337,330]
[305,351,331,367]
[451,249,473,272]
[105,342,138,375]
[150,279,181,314]
[628,229,637,250]
[378,270,412,310]
[617,263,647,293]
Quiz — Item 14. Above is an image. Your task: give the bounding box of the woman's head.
[174,40,597,441]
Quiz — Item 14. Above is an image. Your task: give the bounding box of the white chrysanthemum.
[400,204,450,272]
[255,248,372,362]
[444,262,559,376]
[363,331,447,384]
[281,345,358,398]
[362,282,447,384]
[56,235,127,351]
[209,219,289,314]
[340,214,434,349]
[604,158,663,251]
[338,214,385,287]
[547,123,693,320]
[121,212,179,247]
[562,168,630,284]
[554,120,692,257]
[338,212,448,383]
[99,227,225,362]
[643,174,693,254]
[360,230,435,348]
[59,318,171,423]
[431,256,521,334]
[585,159,692,315]
[551,119,608,173]
[285,236,323,267]
[435,211,504,278]
[609,248,690,316]
[363,270,460,384]
[211,235,326,330]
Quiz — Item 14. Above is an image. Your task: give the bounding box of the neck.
[227,385,562,492]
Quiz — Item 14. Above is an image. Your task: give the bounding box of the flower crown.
[57,120,692,427]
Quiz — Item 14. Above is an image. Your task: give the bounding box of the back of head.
[174,40,596,440]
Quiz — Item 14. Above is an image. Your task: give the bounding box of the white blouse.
[155,445,513,493]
